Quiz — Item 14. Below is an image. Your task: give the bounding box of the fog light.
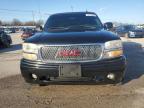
[107,73,115,80]
[32,74,37,79]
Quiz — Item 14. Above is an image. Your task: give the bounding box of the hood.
[25,30,120,44]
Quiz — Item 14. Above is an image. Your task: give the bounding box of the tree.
[0,20,2,26]
[11,18,22,26]
[0,19,44,26]
[24,21,36,26]
[36,20,44,26]
[2,21,11,26]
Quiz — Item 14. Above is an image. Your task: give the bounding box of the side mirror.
[104,22,114,31]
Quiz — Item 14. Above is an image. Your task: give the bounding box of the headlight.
[103,40,123,58]
[23,43,39,54]
[22,43,39,60]
[105,40,122,50]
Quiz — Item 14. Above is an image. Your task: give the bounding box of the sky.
[0,0,144,24]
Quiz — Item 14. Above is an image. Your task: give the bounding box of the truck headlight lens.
[23,43,39,54]
[22,43,39,60]
[103,40,123,58]
[105,40,122,50]
[23,53,37,60]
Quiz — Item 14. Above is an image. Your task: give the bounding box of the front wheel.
[4,41,10,48]
[39,83,47,86]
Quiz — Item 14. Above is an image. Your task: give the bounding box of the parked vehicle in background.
[21,12,126,86]
[116,25,144,38]
[21,28,37,40]
[4,28,12,34]
[0,31,12,48]
[10,28,16,33]
[0,28,4,31]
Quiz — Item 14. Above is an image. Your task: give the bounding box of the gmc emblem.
[57,49,81,57]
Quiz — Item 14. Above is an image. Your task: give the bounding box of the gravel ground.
[0,34,144,108]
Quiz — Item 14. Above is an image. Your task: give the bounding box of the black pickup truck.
[20,12,126,85]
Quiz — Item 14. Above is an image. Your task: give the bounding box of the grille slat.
[39,44,103,63]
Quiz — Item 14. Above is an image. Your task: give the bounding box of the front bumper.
[20,56,126,84]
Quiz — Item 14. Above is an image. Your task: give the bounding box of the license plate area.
[59,64,81,77]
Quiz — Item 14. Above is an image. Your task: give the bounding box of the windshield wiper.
[78,24,97,28]
[48,26,69,31]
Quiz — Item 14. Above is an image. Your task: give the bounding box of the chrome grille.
[39,44,103,63]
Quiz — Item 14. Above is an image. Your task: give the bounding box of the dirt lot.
[0,33,144,108]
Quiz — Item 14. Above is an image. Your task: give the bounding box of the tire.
[4,41,10,48]
[39,82,48,86]
[113,77,124,85]
[24,79,47,86]
[39,84,47,86]
[2,35,11,48]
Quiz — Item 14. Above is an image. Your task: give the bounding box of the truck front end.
[20,12,126,85]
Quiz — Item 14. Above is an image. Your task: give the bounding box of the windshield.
[44,13,103,32]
